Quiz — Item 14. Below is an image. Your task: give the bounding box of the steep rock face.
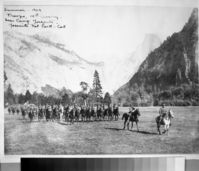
[126,8,198,91]
[4,31,109,95]
[109,34,161,92]
[4,30,162,95]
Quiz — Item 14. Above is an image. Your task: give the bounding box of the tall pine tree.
[5,84,15,105]
[93,70,102,109]
[25,90,32,103]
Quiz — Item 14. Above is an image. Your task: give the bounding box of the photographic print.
[3,3,199,155]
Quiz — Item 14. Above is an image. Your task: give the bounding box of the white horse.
[59,105,64,122]
[155,109,174,135]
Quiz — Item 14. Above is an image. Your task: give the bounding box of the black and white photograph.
[3,1,199,155]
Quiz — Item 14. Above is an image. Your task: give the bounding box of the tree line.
[4,70,112,108]
[113,83,199,106]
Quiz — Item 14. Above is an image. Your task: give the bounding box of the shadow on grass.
[104,127,124,131]
[136,130,157,135]
[105,128,157,135]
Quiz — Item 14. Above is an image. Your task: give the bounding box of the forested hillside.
[114,8,199,106]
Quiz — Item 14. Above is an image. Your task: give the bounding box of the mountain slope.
[4,31,109,95]
[106,34,162,92]
[116,8,198,94]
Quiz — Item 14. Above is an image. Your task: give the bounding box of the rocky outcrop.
[126,8,198,92]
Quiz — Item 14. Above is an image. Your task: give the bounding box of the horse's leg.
[157,124,161,135]
[127,121,129,130]
[136,122,139,132]
[167,125,169,136]
[162,125,166,134]
[131,121,133,130]
[123,120,126,129]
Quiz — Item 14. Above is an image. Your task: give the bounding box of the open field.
[4,106,199,155]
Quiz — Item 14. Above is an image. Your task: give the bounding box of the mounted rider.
[59,104,64,121]
[158,103,167,125]
[113,104,119,115]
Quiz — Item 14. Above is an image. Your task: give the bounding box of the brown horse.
[122,109,141,131]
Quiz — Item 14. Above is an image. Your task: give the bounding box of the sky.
[3,5,195,62]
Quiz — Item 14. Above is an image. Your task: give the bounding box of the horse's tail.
[155,116,158,124]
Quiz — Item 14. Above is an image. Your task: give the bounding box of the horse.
[155,109,174,135]
[11,107,15,115]
[85,107,90,122]
[103,108,109,121]
[122,109,141,131]
[97,108,103,121]
[75,108,80,122]
[21,107,26,119]
[63,106,69,122]
[45,108,51,121]
[80,107,86,121]
[69,108,75,124]
[113,107,120,121]
[8,107,11,115]
[33,108,38,121]
[28,108,34,122]
[108,107,113,121]
[49,107,53,122]
[38,107,44,121]
[91,108,96,121]
[42,106,46,118]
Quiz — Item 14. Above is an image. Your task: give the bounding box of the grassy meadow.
[4,106,199,155]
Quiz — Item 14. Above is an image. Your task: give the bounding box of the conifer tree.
[104,92,111,106]
[92,70,103,109]
[5,84,15,105]
[25,90,32,103]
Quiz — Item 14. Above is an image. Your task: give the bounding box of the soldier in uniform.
[158,103,167,125]
[113,104,120,120]
[28,107,34,123]
[45,105,50,121]
[12,106,15,115]
[69,106,76,124]
[64,105,69,122]
[80,106,85,121]
[21,107,26,119]
[38,105,43,121]
[52,105,57,121]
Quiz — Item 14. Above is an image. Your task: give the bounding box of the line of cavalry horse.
[7,104,174,135]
